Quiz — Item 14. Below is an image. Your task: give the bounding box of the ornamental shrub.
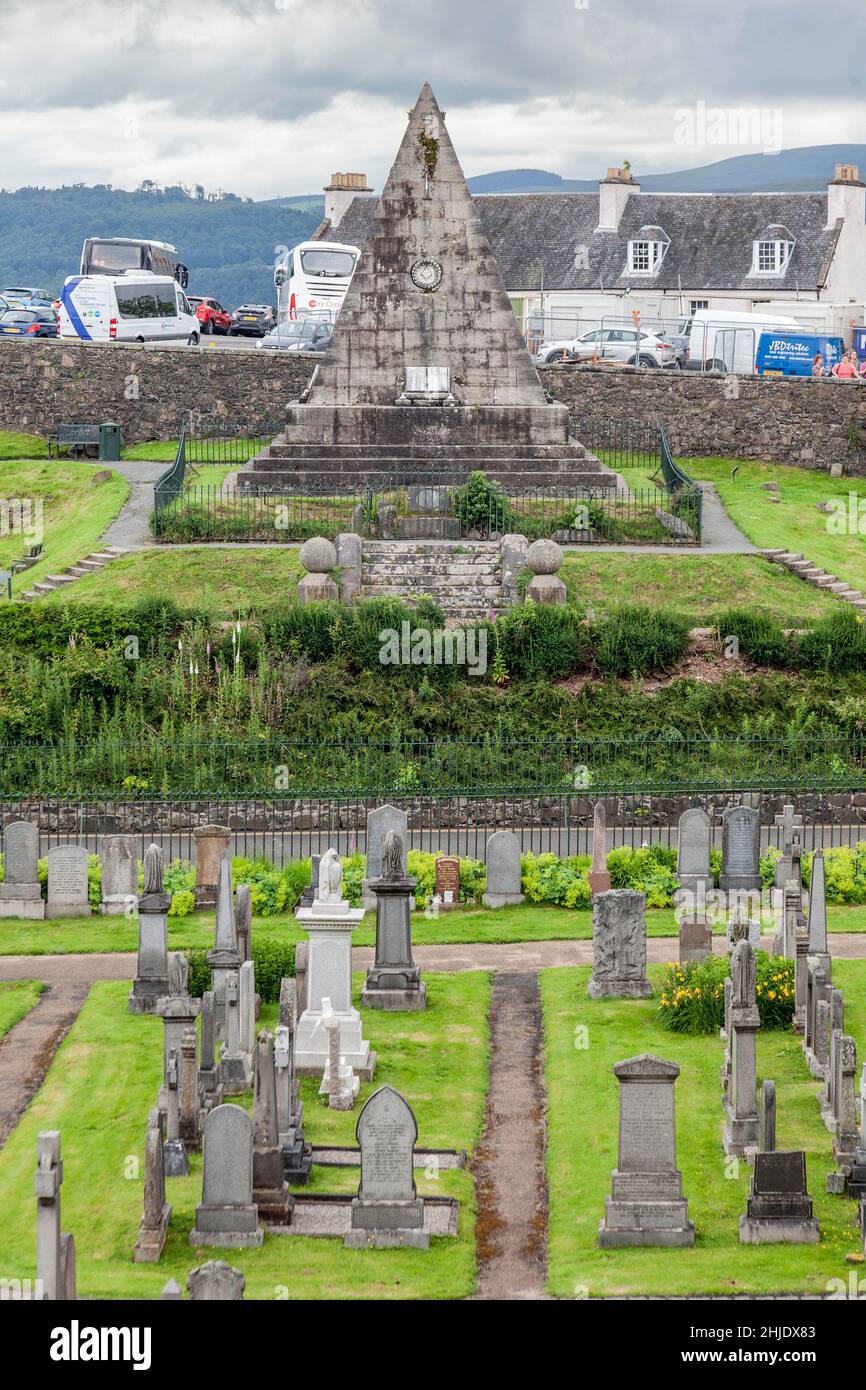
[715,608,791,668]
[797,609,866,673]
[593,605,690,677]
[656,951,794,1034]
[495,604,589,681]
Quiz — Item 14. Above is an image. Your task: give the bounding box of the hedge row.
[719,607,866,673]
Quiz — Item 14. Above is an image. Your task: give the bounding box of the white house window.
[627,226,669,276]
[752,228,794,275]
[690,300,709,313]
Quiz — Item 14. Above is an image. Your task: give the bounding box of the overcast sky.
[0,0,863,197]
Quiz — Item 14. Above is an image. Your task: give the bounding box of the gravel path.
[0,980,90,1149]
[471,972,549,1300]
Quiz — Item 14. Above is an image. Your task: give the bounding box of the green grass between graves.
[45,545,303,613]
[543,960,866,1297]
[0,971,488,1299]
[0,979,43,1037]
[1,903,865,956]
[0,459,128,594]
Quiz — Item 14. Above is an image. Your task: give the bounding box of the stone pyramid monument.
[239,83,612,492]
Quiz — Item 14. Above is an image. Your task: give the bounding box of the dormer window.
[752,226,795,275]
[627,226,669,276]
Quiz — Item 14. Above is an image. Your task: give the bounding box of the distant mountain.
[467,145,866,195]
[0,184,323,308]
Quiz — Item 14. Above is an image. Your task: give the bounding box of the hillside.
[0,185,322,309]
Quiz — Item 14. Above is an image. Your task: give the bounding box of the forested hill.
[0,184,323,308]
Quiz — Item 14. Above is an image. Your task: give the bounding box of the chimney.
[827,163,865,228]
[324,172,374,229]
[597,167,639,233]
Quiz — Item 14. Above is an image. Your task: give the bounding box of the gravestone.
[299,854,319,910]
[345,1086,429,1249]
[828,1034,858,1192]
[820,988,845,1124]
[128,845,170,1014]
[207,850,241,1037]
[773,804,803,896]
[725,902,761,952]
[0,820,44,919]
[807,849,830,968]
[157,954,201,1150]
[587,802,611,896]
[739,1151,819,1244]
[434,855,460,910]
[276,978,311,1184]
[193,824,231,909]
[814,998,830,1081]
[319,998,360,1108]
[234,884,252,964]
[482,830,524,909]
[675,807,713,903]
[794,923,810,1032]
[134,1108,171,1262]
[362,830,426,1010]
[190,1104,263,1248]
[100,834,138,916]
[35,1130,77,1300]
[847,1065,866,1199]
[252,1031,294,1223]
[758,1080,776,1153]
[598,1054,694,1248]
[723,940,761,1158]
[219,969,251,1095]
[187,1261,245,1301]
[295,849,375,1078]
[679,916,712,965]
[588,890,652,999]
[295,941,309,1017]
[239,959,257,1078]
[719,805,761,895]
[46,844,90,919]
[160,1051,188,1178]
[178,1027,202,1152]
[363,804,408,908]
[198,991,222,1110]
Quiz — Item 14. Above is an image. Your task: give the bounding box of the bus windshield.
[299,248,356,278]
[87,242,144,273]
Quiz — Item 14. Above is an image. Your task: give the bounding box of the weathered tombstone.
[178,1027,202,1152]
[160,1051,188,1178]
[219,969,250,1095]
[723,940,760,1157]
[187,1260,245,1301]
[345,1086,429,1249]
[847,1065,866,1199]
[363,804,409,908]
[758,1080,776,1153]
[482,830,525,909]
[783,882,807,962]
[773,804,803,895]
[134,1108,171,1262]
[239,959,257,1077]
[820,988,845,1124]
[46,844,90,919]
[276,979,311,1183]
[198,991,223,1110]
[587,802,611,896]
[597,1054,694,1248]
[0,820,45,919]
[814,997,830,1081]
[295,849,375,1078]
[434,854,460,910]
[35,1131,76,1300]
[362,830,426,1010]
[318,996,360,1108]
[794,923,810,1032]
[719,805,761,895]
[720,977,733,1095]
[675,807,713,902]
[725,900,761,952]
[128,844,170,1014]
[161,1278,182,1300]
[739,1150,819,1244]
[252,1031,294,1223]
[587,889,652,999]
[679,916,712,965]
[295,940,309,1017]
[156,954,200,1151]
[207,850,241,1037]
[807,849,830,966]
[299,853,320,910]
[193,823,231,909]
[234,883,252,964]
[100,834,138,916]
[828,1034,858,1192]
[190,1104,263,1248]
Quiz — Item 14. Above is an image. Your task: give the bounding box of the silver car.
[257,319,332,352]
[537,327,677,368]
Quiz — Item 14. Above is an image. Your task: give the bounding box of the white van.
[58,272,200,344]
[684,309,806,373]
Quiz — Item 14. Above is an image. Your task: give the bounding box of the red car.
[187,296,231,335]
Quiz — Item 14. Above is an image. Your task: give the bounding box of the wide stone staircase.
[360,540,508,619]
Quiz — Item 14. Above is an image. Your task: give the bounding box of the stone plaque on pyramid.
[239,83,614,494]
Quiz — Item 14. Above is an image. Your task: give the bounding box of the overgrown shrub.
[495,604,589,681]
[797,609,866,673]
[656,952,794,1034]
[593,605,690,677]
[186,938,295,1002]
[716,608,791,667]
[454,471,512,533]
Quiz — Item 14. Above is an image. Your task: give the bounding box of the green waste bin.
[99,422,122,462]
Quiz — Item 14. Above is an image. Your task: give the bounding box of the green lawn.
[686,457,866,595]
[1,902,865,956]
[0,971,488,1299]
[0,979,43,1036]
[559,551,838,626]
[543,961,865,1297]
[0,431,49,460]
[0,459,128,594]
[46,545,303,613]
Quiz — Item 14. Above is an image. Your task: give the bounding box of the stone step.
[838,589,863,601]
[45,574,77,586]
[825,582,853,595]
[263,441,592,460]
[19,591,35,602]
[32,581,57,595]
[362,541,501,553]
[802,568,826,580]
[65,566,89,578]
[814,575,839,587]
[77,559,105,571]
[86,552,117,563]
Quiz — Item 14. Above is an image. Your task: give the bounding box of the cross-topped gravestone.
[345,1086,429,1249]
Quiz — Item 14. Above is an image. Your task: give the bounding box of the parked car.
[187,295,231,335]
[229,304,276,338]
[537,327,676,368]
[1,286,54,306]
[0,307,58,338]
[257,318,333,352]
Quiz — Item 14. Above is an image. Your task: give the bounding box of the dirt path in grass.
[471,972,549,1300]
[0,981,90,1149]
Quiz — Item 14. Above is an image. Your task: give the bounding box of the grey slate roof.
[324,191,841,293]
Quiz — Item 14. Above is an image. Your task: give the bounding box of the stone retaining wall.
[2,341,866,472]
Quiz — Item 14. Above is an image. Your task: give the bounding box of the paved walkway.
[99,461,166,550]
[574,481,756,555]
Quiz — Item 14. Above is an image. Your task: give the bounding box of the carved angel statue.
[730,938,756,1008]
[168,952,189,997]
[142,843,164,896]
[317,848,343,904]
[382,830,404,881]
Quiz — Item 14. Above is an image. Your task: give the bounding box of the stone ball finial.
[526,539,563,575]
[299,537,337,575]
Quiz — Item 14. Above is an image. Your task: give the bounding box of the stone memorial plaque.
[754,1150,805,1196]
[434,856,460,910]
[46,844,90,919]
[588,890,652,998]
[618,1080,677,1173]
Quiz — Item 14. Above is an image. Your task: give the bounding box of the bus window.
[88,241,144,273]
[116,286,160,319]
[299,248,357,278]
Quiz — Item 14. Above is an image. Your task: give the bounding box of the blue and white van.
[755,330,844,376]
[58,272,200,344]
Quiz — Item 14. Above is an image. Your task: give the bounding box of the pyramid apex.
[412,81,441,112]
